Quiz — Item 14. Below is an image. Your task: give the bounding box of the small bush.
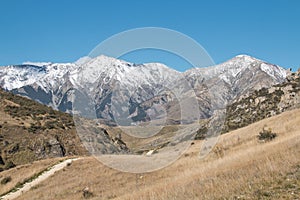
[15,181,23,189]
[44,121,56,129]
[195,127,208,140]
[4,161,16,170]
[1,176,12,185]
[213,145,225,158]
[258,127,277,141]
[82,187,93,199]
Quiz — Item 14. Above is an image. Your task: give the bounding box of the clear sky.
[0,0,299,71]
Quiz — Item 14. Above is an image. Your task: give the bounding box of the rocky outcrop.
[74,119,129,155]
[223,70,300,132]
[34,137,66,159]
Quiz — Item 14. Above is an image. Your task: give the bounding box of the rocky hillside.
[0,89,128,171]
[223,69,300,132]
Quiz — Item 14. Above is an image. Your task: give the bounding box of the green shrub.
[28,123,42,133]
[195,126,208,140]
[4,161,16,170]
[258,127,277,141]
[15,181,23,189]
[44,121,56,129]
[1,176,12,185]
[82,188,93,199]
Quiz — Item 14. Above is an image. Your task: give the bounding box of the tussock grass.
[0,157,65,196]
[9,109,300,200]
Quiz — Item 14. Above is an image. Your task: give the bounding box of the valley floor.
[1,108,300,200]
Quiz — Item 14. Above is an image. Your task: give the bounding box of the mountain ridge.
[0,54,289,124]
[0,54,287,91]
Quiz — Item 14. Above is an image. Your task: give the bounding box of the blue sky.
[0,0,299,71]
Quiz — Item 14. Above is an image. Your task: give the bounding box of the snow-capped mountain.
[0,62,77,110]
[185,55,288,111]
[0,54,288,125]
[186,55,286,84]
[0,62,76,90]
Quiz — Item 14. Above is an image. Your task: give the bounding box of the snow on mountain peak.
[229,54,260,63]
[184,54,288,86]
[0,54,288,93]
[260,63,287,80]
[70,55,181,89]
[0,54,289,120]
[233,55,287,79]
[234,54,256,59]
[0,65,46,90]
[0,61,77,90]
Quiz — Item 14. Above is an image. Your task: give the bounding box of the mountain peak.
[231,54,260,62]
[87,55,132,66]
[234,54,254,58]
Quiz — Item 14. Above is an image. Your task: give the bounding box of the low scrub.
[1,176,12,185]
[4,161,16,170]
[258,127,277,141]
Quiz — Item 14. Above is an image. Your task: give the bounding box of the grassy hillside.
[0,88,87,170]
[2,108,299,199]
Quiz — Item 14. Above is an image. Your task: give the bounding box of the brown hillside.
[0,88,87,170]
[4,108,299,200]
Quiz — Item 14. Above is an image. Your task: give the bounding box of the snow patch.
[260,63,287,80]
[22,61,52,66]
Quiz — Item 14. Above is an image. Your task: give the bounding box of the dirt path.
[0,158,80,200]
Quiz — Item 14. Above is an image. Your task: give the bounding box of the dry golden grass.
[0,157,65,196]
[105,124,183,152]
[9,108,300,200]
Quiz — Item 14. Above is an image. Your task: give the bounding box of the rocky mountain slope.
[223,69,300,132]
[0,89,128,171]
[0,55,288,125]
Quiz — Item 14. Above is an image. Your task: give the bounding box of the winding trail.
[0,158,80,200]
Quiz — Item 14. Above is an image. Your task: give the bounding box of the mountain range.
[1,55,299,199]
[0,55,289,126]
